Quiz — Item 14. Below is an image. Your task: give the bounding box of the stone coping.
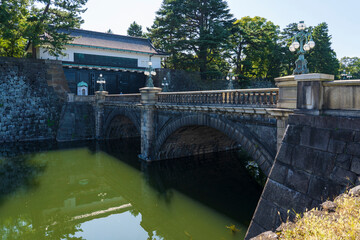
[294,73,334,81]
[157,88,279,95]
[323,79,360,86]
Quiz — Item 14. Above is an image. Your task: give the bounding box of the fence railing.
[105,93,141,103]
[157,88,279,107]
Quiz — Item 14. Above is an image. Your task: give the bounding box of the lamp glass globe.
[298,23,306,31]
[293,41,300,49]
[308,41,315,49]
[303,44,310,51]
[289,45,296,52]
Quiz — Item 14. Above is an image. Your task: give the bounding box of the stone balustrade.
[157,88,279,107]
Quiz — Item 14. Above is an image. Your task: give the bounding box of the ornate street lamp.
[340,70,353,80]
[161,77,169,92]
[97,74,106,91]
[144,57,156,87]
[341,70,347,80]
[289,21,316,75]
[226,69,235,90]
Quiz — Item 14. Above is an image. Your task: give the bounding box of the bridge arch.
[154,114,275,176]
[103,108,141,139]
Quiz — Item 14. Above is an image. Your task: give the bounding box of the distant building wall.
[38,45,163,69]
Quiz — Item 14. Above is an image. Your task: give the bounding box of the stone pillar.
[94,91,108,139]
[67,93,75,102]
[138,87,162,161]
[275,75,297,109]
[268,109,294,151]
[295,73,334,115]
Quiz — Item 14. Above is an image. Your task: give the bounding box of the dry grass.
[278,194,360,240]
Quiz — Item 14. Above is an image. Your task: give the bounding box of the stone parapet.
[139,87,162,104]
[275,75,297,109]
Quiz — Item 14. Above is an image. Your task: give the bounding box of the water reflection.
[0,139,263,240]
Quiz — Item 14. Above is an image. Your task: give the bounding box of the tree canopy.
[149,0,234,79]
[307,22,339,76]
[127,21,144,37]
[0,0,87,58]
[340,57,360,79]
[228,16,281,80]
[149,0,344,83]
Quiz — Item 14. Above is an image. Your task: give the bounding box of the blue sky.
[81,0,360,59]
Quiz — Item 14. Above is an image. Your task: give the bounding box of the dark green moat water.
[0,139,263,240]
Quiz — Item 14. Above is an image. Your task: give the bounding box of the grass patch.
[278,193,360,239]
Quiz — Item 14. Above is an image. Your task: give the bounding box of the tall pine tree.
[149,0,234,79]
[307,22,339,76]
[127,21,143,37]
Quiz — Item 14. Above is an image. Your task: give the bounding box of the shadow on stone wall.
[246,114,360,239]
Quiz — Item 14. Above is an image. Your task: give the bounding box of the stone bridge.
[87,87,288,176]
[67,73,360,239]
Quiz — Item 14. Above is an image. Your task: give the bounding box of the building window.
[74,53,138,68]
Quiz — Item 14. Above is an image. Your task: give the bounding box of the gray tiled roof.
[63,28,166,55]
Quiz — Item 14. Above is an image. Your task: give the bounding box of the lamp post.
[341,70,347,80]
[340,70,353,80]
[289,21,316,75]
[144,57,156,88]
[97,74,106,91]
[161,77,169,92]
[226,69,235,90]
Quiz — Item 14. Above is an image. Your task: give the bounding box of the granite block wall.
[0,57,67,143]
[246,113,360,239]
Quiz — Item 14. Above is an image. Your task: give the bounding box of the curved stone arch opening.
[155,114,275,176]
[103,108,140,139]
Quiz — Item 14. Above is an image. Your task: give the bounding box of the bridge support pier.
[95,91,108,139]
[138,87,162,161]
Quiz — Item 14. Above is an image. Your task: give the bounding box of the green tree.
[228,16,282,81]
[339,57,360,79]
[149,0,234,79]
[0,0,87,58]
[0,0,29,57]
[307,22,339,76]
[26,0,88,57]
[127,21,143,37]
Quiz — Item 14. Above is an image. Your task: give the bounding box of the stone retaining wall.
[0,57,67,143]
[245,113,360,239]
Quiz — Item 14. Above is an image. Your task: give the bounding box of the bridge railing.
[157,88,279,107]
[105,93,141,103]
